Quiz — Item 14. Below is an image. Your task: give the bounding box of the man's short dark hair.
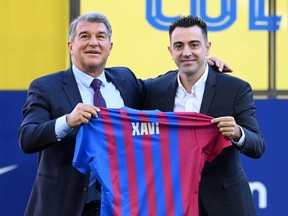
[169,16,208,42]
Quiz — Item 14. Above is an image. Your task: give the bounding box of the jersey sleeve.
[187,112,232,162]
[198,123,232,162]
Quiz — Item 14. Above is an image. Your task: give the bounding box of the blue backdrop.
[0,91,286,215]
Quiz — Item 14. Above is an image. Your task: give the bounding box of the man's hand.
[211,116,241,141]
[206,56,233,73]
[66,103,100,128]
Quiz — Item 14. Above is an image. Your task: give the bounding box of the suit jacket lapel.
[62,68,83,110]
[200,66,216,115]
[104,70,131,105]
[165,74,178,111]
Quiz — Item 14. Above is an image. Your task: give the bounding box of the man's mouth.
[85,50,101,55]
[181,59,195,63]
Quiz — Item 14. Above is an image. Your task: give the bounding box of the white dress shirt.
[174,64,208,112]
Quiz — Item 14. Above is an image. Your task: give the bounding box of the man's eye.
[80,35,89,39]
[191,43,200,48]
[174,44,183,50]
[97,34,106,40]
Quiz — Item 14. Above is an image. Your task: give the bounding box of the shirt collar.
[72,65,107,88]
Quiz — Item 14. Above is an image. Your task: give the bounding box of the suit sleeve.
[18,78,58,154]
[234,81,265,158]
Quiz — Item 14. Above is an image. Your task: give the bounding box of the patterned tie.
[91,79,107,108]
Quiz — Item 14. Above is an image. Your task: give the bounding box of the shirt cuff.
[231,126,245,147]
[55,115,73,141]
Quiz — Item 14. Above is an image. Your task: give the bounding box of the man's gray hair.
[69,12,112,42]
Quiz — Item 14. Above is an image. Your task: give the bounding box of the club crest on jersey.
[131,122,159,136]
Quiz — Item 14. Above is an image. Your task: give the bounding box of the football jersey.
[73,107,231,216]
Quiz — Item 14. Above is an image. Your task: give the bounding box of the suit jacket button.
[83,187,88,192]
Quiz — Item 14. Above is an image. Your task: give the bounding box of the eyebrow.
[173,41,183,45]
[173,40,200,44]
[78,31,107,36]
[78,31,89,37]
[96,31,107,35]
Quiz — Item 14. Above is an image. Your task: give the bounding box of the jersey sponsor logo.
[131,122,160,136]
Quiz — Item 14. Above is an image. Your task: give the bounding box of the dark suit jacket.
[143,66,265,216]
[18,67,144,216]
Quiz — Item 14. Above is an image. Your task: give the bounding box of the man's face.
[168,26,211,77]
[68,21,113,75]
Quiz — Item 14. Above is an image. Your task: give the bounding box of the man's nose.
[182,46,192,56]
[89,37,99,46]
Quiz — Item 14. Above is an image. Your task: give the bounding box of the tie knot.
[91,79,102,91]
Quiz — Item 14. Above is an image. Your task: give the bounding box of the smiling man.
[143,15,265,216]
[18,12,144,216]
[68,19,112,78]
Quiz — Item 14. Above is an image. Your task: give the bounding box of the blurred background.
[1,0,287,215]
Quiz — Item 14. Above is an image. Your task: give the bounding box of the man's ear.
[206,41,211,56]
[168,45,172,54]
[68,41,73,54]
[108,42,113,55]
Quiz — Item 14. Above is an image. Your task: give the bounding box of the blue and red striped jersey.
[73,107,231,216]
